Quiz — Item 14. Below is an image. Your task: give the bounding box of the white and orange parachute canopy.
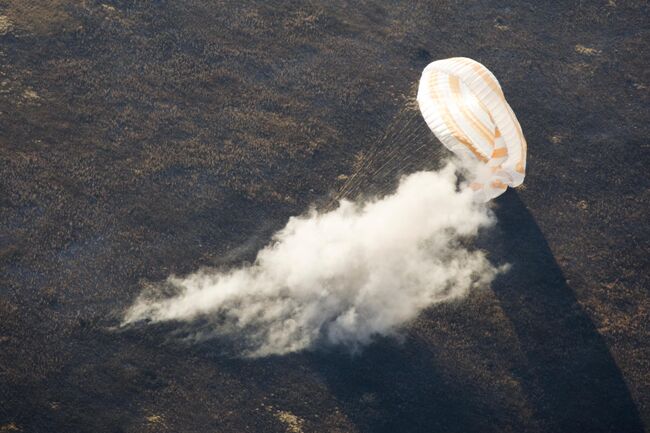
[417,57,527,201]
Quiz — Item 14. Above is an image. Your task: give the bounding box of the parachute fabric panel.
[417,57,527,201]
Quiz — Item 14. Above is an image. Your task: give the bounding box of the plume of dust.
[123,163,501,357]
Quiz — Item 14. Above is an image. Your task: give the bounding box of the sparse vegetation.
[0,1,648,432]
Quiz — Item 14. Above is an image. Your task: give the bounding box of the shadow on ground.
[488,191,644,432]
[307,191,644,433]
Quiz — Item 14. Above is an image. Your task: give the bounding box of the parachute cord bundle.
[331,102,439,206]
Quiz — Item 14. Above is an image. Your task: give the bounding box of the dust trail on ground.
[123,102,498,357]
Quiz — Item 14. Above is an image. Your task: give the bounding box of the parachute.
[417,57,527,201]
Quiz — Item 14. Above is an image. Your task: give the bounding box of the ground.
[0,1,648,432]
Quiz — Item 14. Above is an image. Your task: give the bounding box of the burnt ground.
[0,1,648,432]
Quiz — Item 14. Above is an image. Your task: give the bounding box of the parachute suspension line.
[336,105,434,202]
[335,105,414,197]
[332,104,415,204]
[367,109,426,178]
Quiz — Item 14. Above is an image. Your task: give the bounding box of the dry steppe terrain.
[0,1,648,432]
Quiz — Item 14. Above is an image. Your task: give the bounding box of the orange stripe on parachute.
[428,71,489,163]
[448,75,496,148]
[471,62,526,174]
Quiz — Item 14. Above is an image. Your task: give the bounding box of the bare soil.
[0,1,648,432]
